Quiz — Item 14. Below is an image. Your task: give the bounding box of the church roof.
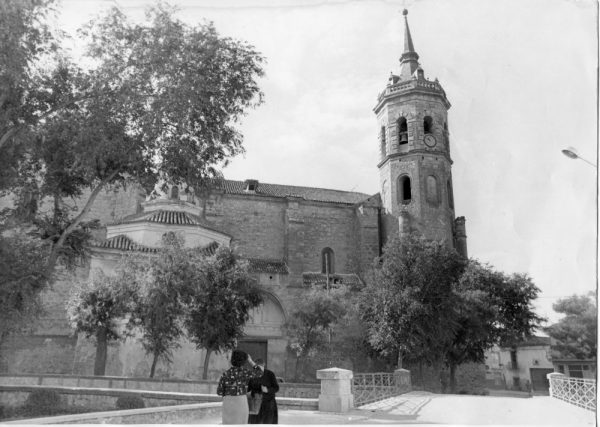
[215,179,372,205]
[92,236,287,274]
[93,235,220,256]
[114,210,203,226]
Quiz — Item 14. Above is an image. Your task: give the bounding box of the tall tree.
[285,285,347,380]
[125,234,195,378]
[183,246,263,379]
[3,3,265,279]
[445,261,543,392]
[66,270,137,375]
[360,233,467,368]
[544,292,596,359]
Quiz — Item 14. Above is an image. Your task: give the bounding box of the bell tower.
[375,9,467,256]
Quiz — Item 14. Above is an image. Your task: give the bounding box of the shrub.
[115,395,145,410]
[23,389,63,417]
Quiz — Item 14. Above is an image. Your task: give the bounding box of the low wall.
[3,402,222,424]
[0,384,318,418]
[0,374,319,398]
[0,385,218,411]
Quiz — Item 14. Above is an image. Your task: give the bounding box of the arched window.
[426,175,439,205]
[321,248,335,274]
[447,179,454,209]
[444,122,448,132]
[423,116,433,134]
[397,117,408,145]
[380,126,386,156]
[397,175,412,204]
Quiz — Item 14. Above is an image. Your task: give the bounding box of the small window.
[424,116,433,134]
[444,122,448,131]
[398,117,408,145]
[397,175,411,204]
[321,247,335,274]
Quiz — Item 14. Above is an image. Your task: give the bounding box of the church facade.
[1,11,467,380]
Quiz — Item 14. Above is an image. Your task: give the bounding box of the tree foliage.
[2,1,265,289]
[544,292,597,359]
[66,269,137,375]
[360,233,543,392]
[285,285,347,380]
[125,234,196,378]
[360,233,467,366]
[182,246,263,379]
[0,233,49,344]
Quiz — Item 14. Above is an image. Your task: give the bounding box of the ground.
[192,392,596,425]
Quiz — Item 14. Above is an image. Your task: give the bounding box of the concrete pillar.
[316,367,353,412]
[394,368,411,394]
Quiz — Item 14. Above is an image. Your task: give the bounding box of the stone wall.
[408,362,487,395]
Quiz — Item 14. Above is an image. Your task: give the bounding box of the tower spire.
[399,9,420,80]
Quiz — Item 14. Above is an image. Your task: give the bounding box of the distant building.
[553,359,597,379]
[485,336,554,393]
[0,10,468,380]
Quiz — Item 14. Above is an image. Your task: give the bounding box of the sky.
[56,0,598,324]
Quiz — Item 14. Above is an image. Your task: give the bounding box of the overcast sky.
[57,0,598,323]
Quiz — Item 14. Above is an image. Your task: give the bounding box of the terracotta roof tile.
[247,259,289,274]
[214,179,373,205]
[93,235,218,256]
[114,210,204,226]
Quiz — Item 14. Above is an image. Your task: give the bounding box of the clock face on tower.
[424,134,436,148]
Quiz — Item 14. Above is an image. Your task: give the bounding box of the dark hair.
[254,358,265,366]
[231,350,248,367]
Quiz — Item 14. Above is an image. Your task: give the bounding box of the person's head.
[231,350,248,367]
[255,358,265,370]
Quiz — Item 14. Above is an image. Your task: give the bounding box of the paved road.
[192,392,596,425]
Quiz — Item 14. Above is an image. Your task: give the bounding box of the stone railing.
[352,369,411,407]
[547,373,596,411]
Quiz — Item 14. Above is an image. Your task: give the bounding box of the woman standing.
[217,350,262,424]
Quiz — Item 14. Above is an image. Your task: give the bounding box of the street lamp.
[561,147,597,168]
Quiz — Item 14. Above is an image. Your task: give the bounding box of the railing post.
[316,367,354,412]
[546,372,564,398]
[394,368,411,394]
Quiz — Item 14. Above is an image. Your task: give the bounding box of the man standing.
[248,359,279,424]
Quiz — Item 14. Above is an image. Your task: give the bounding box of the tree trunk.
[150,351,159,378]
[94,328,108,376]
[202,348,212,380]
[294,356,302,381]
[397,351,403,369]
[45,170,119,275]
[449,363,457,394]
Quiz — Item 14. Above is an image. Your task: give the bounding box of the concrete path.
[191,392,596,425]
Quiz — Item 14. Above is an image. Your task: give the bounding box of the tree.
[285,285,347,380]
[183,246,263,379]
[544,292,596,359]
[0,233,49,346]
[3,3,265,280]
[125,234,196,378]
[445,261,543,392]
[360,233,467,369]
[66,270,137,375]
[0,0,58,156]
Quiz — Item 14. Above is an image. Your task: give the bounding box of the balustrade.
[547,373,596,411]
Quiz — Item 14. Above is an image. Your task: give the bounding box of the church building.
[1,10,467,380]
